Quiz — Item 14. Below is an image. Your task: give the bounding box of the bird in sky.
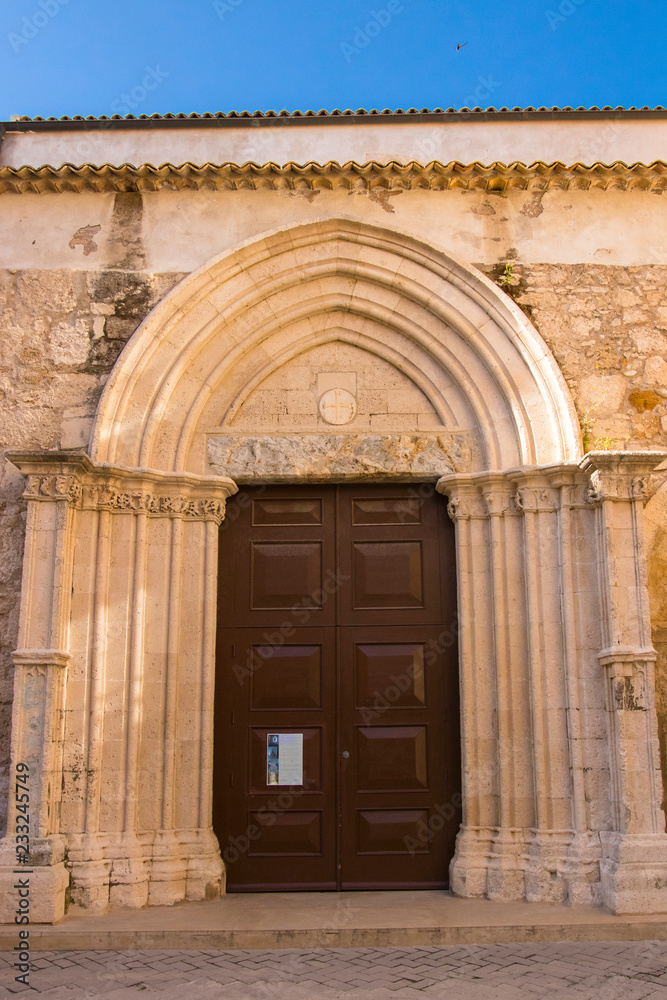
[456,42,468,52]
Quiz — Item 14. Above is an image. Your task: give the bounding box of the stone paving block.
[6,942,667,1000]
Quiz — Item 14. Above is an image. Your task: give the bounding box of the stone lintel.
[207,433,471,482]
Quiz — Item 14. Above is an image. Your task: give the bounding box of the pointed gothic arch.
[91,218,582,475]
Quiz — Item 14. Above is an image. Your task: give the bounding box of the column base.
[449,826,495,898]
[0,835,69,924]
[524,830,603,905]
[524,830,572,904]
[600,832,667,914]
[65,828,224,914]
[487,828,527,900]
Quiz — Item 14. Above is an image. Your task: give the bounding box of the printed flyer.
[267,733,304,786]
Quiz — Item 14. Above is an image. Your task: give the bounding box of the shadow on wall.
[646,481,667,822]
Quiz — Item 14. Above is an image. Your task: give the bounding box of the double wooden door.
[214,484,460,891]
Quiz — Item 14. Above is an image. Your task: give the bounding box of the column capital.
[7,451,238,523]
[12,648,71,669]
[580,451,667,504]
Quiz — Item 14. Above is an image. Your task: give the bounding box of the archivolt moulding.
[90,219,582,476]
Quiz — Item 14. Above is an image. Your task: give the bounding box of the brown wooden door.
[214,484,460,891]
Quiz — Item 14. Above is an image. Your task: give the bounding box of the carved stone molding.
[83,484,228,522]
[580,451,667,505]
[23,474,82,505]
[6,450,238,524]
[3,158,667,197]
[12,648,71,669]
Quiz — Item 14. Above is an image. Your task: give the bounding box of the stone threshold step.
[1,892,667,951]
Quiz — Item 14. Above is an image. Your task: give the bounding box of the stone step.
[1,891,666,951]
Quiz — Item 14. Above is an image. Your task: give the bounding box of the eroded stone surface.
[207,433,470,481]
[485,262,667,452]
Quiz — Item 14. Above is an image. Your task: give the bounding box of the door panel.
[218,486,337,628]
[351,541,424,610]
[215,627,337,890]
[337,486,444,626]
[248,811,323,856]
[250,542,323,610]
[355,726,429,791]
[250,644,323,711]
[338,624,457,889]
[214,484,460,892]
[354,642,426,708]
[356,809,430,854]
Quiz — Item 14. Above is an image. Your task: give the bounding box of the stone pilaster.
[0,455,84,924]
[582,451,667,914]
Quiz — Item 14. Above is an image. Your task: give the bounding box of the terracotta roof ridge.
[4,106,667,128]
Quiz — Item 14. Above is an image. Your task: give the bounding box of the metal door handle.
[342,750,350,759]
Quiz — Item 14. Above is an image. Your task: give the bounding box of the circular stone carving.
[318,388,357,425]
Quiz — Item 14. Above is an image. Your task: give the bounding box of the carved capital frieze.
[7,452,237,524]
[445,492,488,521]
[482,489,515,517]
[580,451,667,506]
[23,474,83,506]
[512,485,559,514]
[83,483,228,523]
[585,470,649,504]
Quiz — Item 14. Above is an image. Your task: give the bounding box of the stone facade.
[1,111,667,919]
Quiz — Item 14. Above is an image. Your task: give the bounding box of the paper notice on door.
[267,733,303,786]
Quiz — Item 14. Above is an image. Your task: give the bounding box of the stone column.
[62,465,237,914]
[582,451,667,913]
[546,465,605,905]
[0,455,85,923]
[440,480,497,898]
[438,471,534,901]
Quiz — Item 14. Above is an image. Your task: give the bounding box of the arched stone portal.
[2,220,666,921]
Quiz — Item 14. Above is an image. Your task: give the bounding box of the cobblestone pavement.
[2,942,667,999]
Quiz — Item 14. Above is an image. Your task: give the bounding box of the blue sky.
[0,0,665,121]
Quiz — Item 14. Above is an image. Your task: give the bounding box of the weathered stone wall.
[1,257,667,834]
[479,263,667,452]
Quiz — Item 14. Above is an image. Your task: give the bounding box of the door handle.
[342,750,350,759]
